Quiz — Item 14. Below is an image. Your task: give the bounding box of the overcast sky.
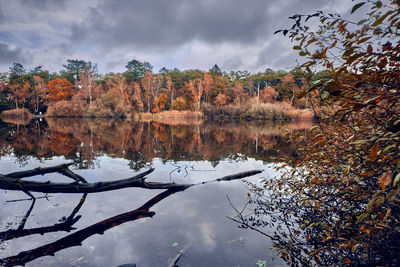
[0,0,357,74]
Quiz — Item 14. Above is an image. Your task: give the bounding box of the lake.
[0,118,311,266]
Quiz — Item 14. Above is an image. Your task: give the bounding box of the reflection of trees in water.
[0,118,311,168]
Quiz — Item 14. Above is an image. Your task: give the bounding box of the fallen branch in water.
[0,163,262,194]
[169,249,185,267]
[3,163,86,182]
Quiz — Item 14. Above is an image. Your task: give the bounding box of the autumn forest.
[0,59,315,121]
[0,0,399,266]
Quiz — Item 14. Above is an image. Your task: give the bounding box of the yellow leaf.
[357,36,372,44]
[351,244,360,253]
[366,195,385,213]
[307,38,318,45]
[371,10,395,27]
[394,173,400,187]
[386,188,400,202]
[357,213,369,223]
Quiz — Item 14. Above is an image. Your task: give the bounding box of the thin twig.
[169,249,185,267]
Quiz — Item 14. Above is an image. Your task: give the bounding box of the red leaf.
[343,258,352,264]
[360,225,371,233]
[367,44,373,53]
[370,142,379,162]
[378,172,392,190]
[382,41,392,51]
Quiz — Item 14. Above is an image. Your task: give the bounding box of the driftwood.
[0,163,261,194]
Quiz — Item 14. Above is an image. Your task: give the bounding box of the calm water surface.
[0,118,310,266]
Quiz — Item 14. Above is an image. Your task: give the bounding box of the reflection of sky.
[0,155,283,266]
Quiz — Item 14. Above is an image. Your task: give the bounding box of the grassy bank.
[202,102,313,121]
[135,110,204,125]
[0,102,313,123]
[0,108,35,124]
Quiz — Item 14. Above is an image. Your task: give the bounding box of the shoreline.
[1,104,314,124]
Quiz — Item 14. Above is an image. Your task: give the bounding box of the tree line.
[0,59,326,117]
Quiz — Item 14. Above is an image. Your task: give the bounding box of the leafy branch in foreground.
[236,1,400,266]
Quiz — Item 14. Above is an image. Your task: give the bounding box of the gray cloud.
[19,0,67,9]
[0,7,4,23]
[0,42,28,70]
[0,0,360,73]
[75,0,293,50]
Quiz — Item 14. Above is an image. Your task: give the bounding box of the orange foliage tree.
[233,81,246,104]
[192,78,204,110]
[202,73,214,103]
[8,82,30,109]
[260,86,279,103]
[214,93,227,107]
[281,73,298,106]
[21,81,31,108]
[105,74,130,106]
[131,82,144,112]
[9,84,21,108]
[152,92,168,112]
[47,78,75,102]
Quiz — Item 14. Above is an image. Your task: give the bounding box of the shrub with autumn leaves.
[237,1,400,265]
[171,97,189,111]
[88,90,131,118]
